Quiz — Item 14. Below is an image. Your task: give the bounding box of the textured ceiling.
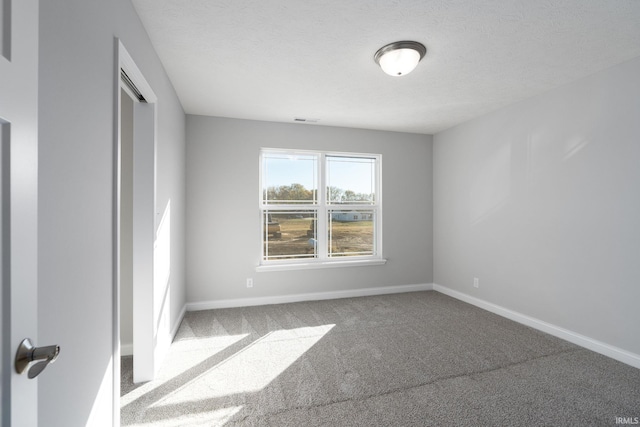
[131,0,640,134]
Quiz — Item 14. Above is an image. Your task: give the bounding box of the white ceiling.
[131,0,640,135]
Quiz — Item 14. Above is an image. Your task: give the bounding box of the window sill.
[256,258,387,272]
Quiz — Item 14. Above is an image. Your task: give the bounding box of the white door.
[0,0,40,425]
[118,42,170,387]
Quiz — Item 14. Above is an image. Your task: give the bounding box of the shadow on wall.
[154,199,172,356]
[525,130,590,184]
[469,128,591,227]
[470,143,511,226]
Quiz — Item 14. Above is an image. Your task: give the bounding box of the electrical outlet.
[473,277,479,288]
[246,278,253,288]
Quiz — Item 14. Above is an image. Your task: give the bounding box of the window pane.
[263,153,317,204]
[263,210,317,260]
[328,210,375,257]
[327,156,375,204]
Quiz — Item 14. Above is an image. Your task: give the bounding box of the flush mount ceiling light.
[374,41,427,77]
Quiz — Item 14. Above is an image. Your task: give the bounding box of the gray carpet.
[121,291,640,426]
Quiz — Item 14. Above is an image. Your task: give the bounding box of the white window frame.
[257,148,386,271]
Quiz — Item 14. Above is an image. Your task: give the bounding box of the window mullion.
[316,153,327,260]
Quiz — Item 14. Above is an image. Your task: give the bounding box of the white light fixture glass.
[374,41,426,77]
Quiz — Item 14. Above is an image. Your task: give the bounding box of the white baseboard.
[433,284,640,370]
[122,306,186,357]
[121,343,133,357]
[171,304,187,341]
[186,283,433,312]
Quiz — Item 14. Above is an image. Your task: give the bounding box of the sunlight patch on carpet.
[128,405,243,427]
[152,324,335,406]
[121,333,249,407]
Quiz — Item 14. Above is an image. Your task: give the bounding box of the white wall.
[433,57,640,357]
[37,1,186,425]
[186,116,433,304]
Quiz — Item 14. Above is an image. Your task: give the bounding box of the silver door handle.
[15,338,60,379]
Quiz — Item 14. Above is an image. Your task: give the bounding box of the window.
[259,149,383,268]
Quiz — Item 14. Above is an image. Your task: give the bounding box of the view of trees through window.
[265,184,373,204]
[261,150,380,262]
